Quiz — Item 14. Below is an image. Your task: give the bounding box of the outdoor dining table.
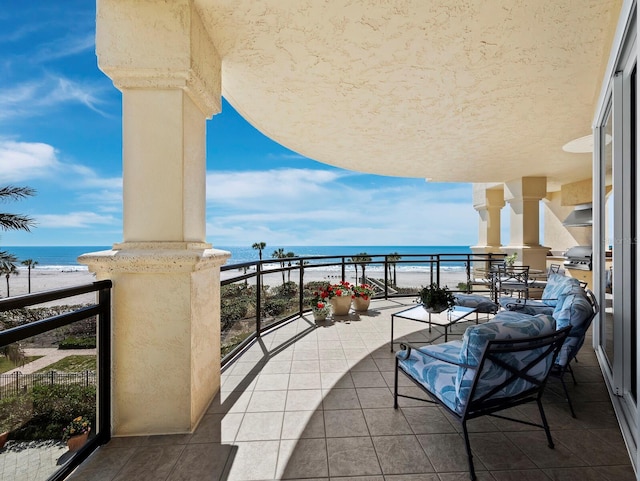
[474,266,544,302]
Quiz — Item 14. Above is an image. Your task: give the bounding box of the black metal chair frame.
[497,265,530,298]
[548,288,599,418]
[394,326,570,481]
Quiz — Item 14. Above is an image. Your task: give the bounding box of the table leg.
[390,314,395,351]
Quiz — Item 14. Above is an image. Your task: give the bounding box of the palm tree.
[285,251,296,282]
[272,248,286,285]
[0,253,19,297]
[388,253,402,286]
[0,186,36,232]
[350,252,372,285]
[1,343,25,367]
[252,242,266,261]
[21,259,38,293]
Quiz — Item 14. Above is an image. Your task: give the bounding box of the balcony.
[65,297,633,481]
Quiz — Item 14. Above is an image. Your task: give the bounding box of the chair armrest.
[398,342,475,369]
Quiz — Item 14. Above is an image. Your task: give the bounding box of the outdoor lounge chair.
[499,273,582,315]
[548,288,599,417]
[394,312,570,480]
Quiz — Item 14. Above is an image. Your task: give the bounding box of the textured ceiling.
[195,0,621,188]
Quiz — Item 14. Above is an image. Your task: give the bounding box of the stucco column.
[80,0,230,435]
[470,184,505,253]
[504,177,550,271]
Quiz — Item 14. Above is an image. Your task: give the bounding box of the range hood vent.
[562,203,592,227]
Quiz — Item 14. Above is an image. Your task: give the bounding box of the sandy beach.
[3,264,470,306]
[4,268,98,305]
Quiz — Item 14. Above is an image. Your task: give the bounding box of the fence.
[0,370,96,399]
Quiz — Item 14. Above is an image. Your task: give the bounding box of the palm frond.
[0,186,36,202]
[0,213,35,232]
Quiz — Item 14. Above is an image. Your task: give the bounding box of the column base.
[79,245,231,435]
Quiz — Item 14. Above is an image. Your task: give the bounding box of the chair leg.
[461,421,477,481]
[536,398,555,448]
[566,363,577,385]
[558,372,577,418]
[393,358,399,409]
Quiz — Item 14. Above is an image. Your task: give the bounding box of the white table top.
[392,304,476,327]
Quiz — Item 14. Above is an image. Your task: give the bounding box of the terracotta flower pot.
[0,431,8,450]
[67,429,90,452]
[353,297,370,312]
[330,295,352,316]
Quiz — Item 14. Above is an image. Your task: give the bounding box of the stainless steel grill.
[563,245,592,271]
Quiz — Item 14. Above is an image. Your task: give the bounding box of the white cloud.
[0,140,61,181]
[206,169,345,204]
[34,33,94,62]
[37,211,118,229]
[206,167,477,246]
[0,74,110,120]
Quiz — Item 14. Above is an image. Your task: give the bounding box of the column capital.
[504,177,547,202]
[97,0,221,117]
[473,184,505,210]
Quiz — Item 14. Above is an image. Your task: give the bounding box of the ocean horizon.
[3,245,475,272]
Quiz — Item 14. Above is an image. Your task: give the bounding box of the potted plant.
[326,281,354,316]
[309,285,331,322]
[62,416,92,452]
[418,283,455,313]
[505,252,518,267]
[352,283,375,311]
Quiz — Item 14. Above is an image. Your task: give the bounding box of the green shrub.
[0,392,32,435]
[263,298,290,317]
[273,281,298,298]
[11,384,96,440]
[59,337,96,349]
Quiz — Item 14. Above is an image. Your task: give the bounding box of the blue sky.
[0,1,482,248]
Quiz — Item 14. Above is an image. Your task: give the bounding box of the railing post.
[341,257,346,282]
[256,262,262,336]
[384,256,389,300]
[299,263,305,315]
[98,284,112,445]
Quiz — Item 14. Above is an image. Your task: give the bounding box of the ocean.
[3,245,473,273]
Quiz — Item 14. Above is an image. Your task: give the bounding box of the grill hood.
[562,203,592,227]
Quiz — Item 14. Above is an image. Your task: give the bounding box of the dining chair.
[497,265,530,300]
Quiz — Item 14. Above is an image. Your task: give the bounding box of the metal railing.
[0,280,112,481]
[220,252,505,365]
[0,370,96,399]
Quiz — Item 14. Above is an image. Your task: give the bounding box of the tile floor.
[67,298,636,481]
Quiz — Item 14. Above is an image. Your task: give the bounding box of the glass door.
[595,34,637,445]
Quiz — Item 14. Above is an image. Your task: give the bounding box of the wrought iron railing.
[0,280,112,481]
[220,252,505,365]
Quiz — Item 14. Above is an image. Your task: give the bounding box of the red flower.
[316,301,325,309]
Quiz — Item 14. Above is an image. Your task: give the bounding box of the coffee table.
[390,304,478,350]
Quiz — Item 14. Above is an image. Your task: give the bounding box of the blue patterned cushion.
[454,294,499,314]
[498,297,554,315]
[553,292,595,366]
[488,310,534,323]
[396,341,463,412]
[541,274,581,307]
[456,313,556,412]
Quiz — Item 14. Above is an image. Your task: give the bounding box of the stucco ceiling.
[196,0,622,188]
